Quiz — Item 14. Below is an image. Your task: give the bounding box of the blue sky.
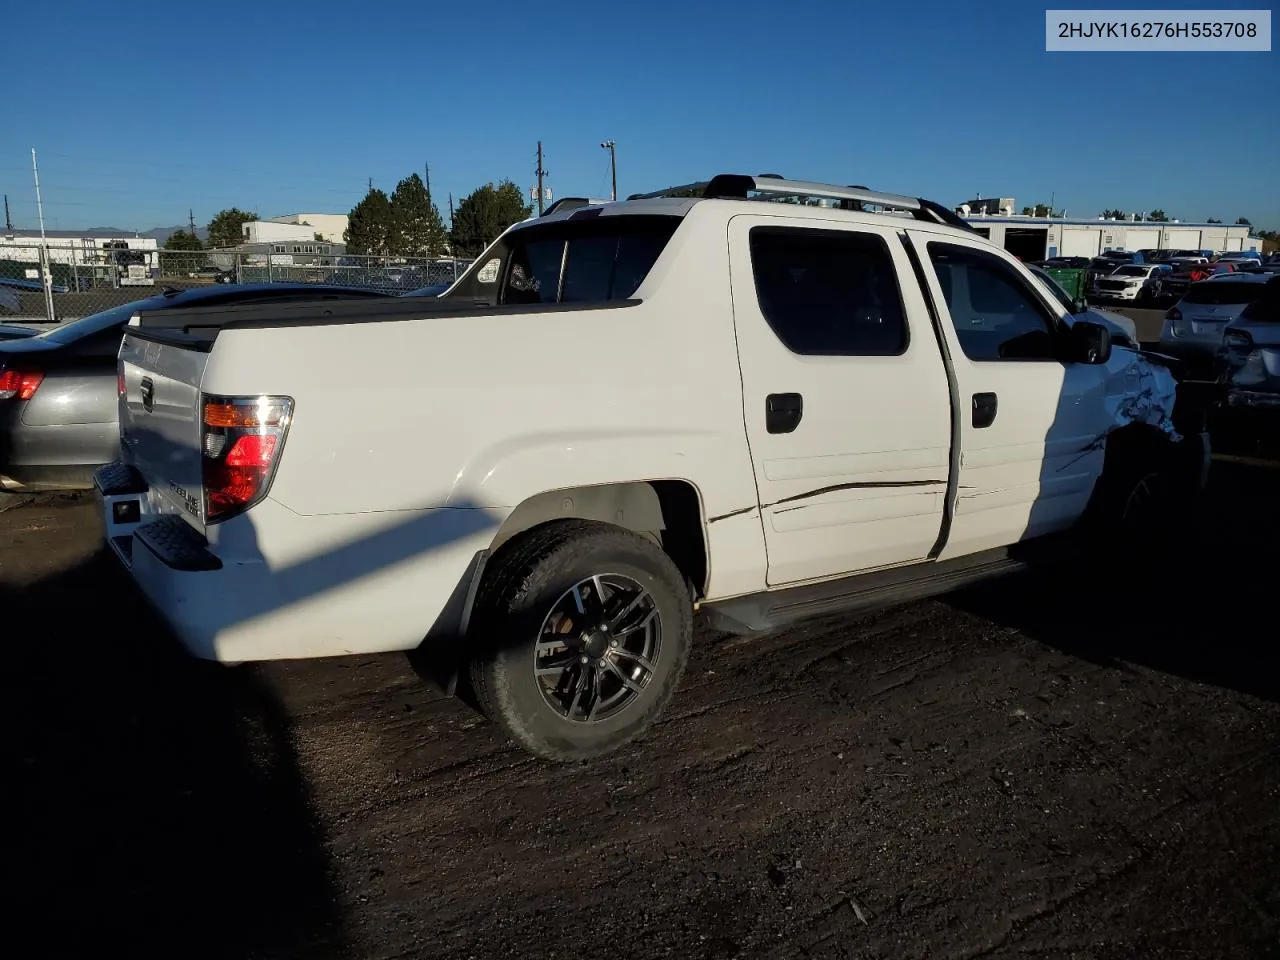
[2,0,1275,232]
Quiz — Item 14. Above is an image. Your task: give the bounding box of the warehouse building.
[955,201,1261,260]
[240,212,348,245]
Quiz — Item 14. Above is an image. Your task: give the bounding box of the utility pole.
[188,208,197,235]
[424,163,431,198]
[535,141,548,216]
[448,192,454,224]
[31,148,56,322]
[3,194,11,232]
[600,140,617,201]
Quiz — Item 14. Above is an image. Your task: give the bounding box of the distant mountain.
[83,224,211,243]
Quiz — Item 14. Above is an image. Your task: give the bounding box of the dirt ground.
[3,461,1278,960]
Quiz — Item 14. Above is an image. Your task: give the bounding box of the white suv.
[1092,263,1167,303]
[95,173,1206,762]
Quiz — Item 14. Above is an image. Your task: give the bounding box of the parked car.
[0,284,391,492]
[0,324,40,342]
[1215,276,1280,452]
[1087,257,1121,289]
[1092,263,1170,304]
[95,172,1207,763]
[1158,263,1217,303]
[1214,252,1262,269]
[1157,272,1277,375]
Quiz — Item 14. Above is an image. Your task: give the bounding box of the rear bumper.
[2,463,104,491]
[94,461,495,664]
[0,411,117,491]
[1226,389,1280,410]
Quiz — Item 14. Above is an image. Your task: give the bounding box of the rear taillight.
[201,394,293,523]
[0,369,45,401]
[1166,307,1182,322]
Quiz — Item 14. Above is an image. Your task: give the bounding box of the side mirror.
[1067,320,1112,364]
[1071,296,1089,315]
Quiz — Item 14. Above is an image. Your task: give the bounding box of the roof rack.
[627,173,974,232]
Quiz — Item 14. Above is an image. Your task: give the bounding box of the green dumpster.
[1042,267,1087,300]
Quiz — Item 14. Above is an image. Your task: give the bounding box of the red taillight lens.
[0,369,45,401]
[117,370,126,397]
[201,395,293,523]
[1166,307,1182,321]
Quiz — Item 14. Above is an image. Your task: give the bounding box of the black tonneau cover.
[124,295,640,351]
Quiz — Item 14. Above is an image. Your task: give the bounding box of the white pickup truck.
[95,174,1208,762]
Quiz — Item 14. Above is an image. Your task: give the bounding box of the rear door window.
[499,215,680,305]
[1184,282,1267,305]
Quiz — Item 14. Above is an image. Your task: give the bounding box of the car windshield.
[1113,266,1148,276]
[1183,281,1268,305]
[35,297,166,344]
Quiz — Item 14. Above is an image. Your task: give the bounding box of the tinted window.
[747,227,908,356]
[504,238,566,304]
[1028,266,1074,311]
[1114,266,1148,276]
[499,215,679,306]
[928,243,1059,362]
[1184,281,1268,305]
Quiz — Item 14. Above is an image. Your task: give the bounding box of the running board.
[703,539,1066,636]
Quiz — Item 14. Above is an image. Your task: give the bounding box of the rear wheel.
[467,520,693,762]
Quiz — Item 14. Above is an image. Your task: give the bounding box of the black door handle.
[972,392,997,429]
[766,393,803,434]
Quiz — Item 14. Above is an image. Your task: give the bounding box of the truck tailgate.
[119,330,209,529]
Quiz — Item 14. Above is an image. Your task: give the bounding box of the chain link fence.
[0,240,475,327]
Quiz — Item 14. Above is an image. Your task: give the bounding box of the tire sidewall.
[482,532,691,759]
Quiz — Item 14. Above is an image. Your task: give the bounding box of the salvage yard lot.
[4,461,1279,960]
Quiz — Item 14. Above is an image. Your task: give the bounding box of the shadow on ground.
[949,458,1280,704]
[1,529,346,959]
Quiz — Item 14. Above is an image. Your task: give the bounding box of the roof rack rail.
[628,174,974,232]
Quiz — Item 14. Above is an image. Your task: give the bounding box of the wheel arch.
[489,479,710,599]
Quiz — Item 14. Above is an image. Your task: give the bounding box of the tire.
[467,520,693,763]
[1085,433,1185,575]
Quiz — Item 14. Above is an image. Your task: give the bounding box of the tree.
[164,229,203,251]
[206,208,258,248]
[1100,208,1127,220]
[1207,218,1223,224]
[314,232,325,242]
[1148,209,1170,222]
[344,188,394,256]
[390,173,449,256]
[449,180,533,257]
[1237,217,1252,226]
[1021,203,1062,217]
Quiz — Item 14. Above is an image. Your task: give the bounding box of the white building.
[0,231,159,267]
[241,212,349,245]
[955,201,1262,261]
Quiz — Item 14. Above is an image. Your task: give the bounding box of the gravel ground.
[3,460,1278,960]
